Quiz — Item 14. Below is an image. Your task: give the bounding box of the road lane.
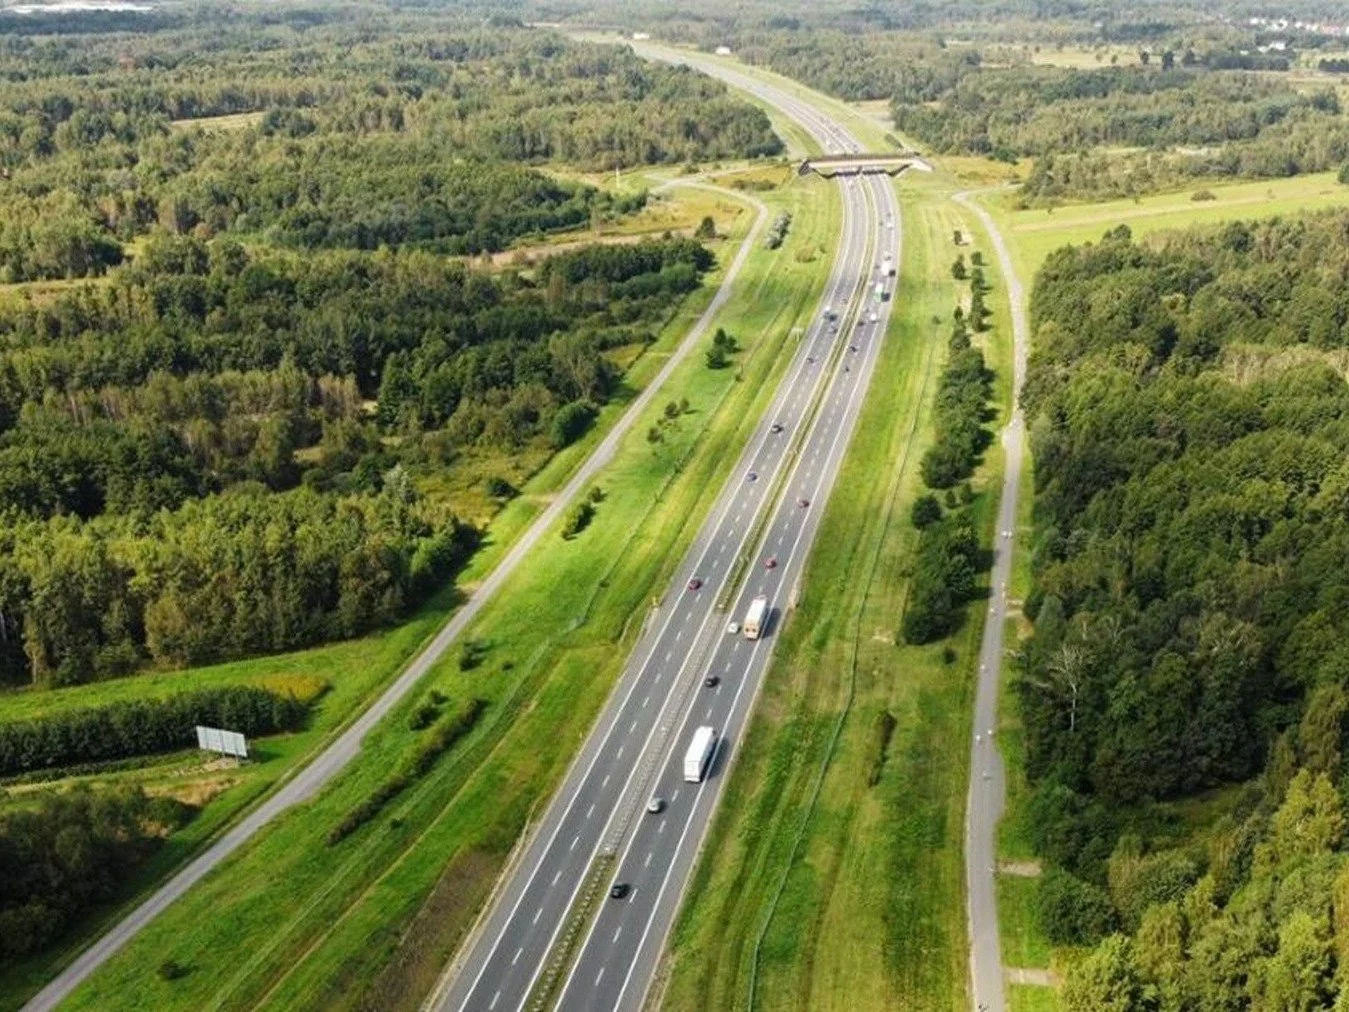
[435,176,875,1012]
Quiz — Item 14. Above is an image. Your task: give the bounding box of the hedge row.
[327,696,486,845]
[0,684,313,776]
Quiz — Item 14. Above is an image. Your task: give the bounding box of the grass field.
[37,171,840,1012]
[986,170,1349,281]
[658,163,1017,1011]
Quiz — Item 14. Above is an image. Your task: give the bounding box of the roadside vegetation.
[34,166,838,1012]
[662,165,1013,1011]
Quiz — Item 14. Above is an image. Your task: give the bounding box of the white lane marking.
[533,907,542,925]
[586,804,595,819]
[658,822,665,834]
[629,720,637,734]
[571,834,580,850]
[617,746,624,759]
[596,968,606,987]
[671,790,680,803]
[644,851,653,868]
[664,650,672,662]
[511,947,523,966]
[641,695,649,709]
[601,773,610,788]
[490,989,501,1010]
[613,926,623,944]
[706,706,713,719]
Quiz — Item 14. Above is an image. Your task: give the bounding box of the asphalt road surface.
[957,186,1030,1012]
[435,51,902,1012]
[19,186,773,1012]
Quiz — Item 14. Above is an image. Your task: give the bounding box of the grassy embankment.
[41,169,840,1012]
[660,158,1018,1009]
[0,173,773,1007]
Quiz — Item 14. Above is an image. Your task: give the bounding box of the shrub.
[1191,189,1217,201]
[910,494,943,529]
[1037,867,1118,945]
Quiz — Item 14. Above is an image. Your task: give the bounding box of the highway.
[19,174,774,1012]
[957,187,1029,1012]
[435,50,901,1012]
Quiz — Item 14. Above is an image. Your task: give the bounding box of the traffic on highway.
[436,52,903,1012]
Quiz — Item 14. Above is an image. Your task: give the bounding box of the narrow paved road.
[21,188,771,1012]
[956,187,1029,1012]
[433,46,902,1012]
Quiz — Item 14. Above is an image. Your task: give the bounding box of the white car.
[727,621,740,635]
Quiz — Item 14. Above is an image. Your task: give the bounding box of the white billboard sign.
[196,725,248,759]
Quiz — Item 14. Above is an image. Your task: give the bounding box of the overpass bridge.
[798,152,932,178]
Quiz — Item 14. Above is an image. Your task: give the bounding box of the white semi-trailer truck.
[743,595,768,640]
[684,725,717,783]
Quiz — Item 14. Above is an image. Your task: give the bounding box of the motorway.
[20,169,773,1012]
[436,52,901,1012]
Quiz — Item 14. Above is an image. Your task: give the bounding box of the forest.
[0,10,776,688]
[892,64,1349,201]
[1017,213,1349,1007]
[0,16,778,279]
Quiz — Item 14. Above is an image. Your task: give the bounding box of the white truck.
[743,595,768,640]
[684,725,717,783]
[881,253,896,277]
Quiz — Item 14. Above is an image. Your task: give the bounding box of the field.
[986,170,1349,280]
[36,169,841,1012]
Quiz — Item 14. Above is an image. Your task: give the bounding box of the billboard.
[196,725,248,759]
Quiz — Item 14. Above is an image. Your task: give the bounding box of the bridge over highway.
[798,152,932,177]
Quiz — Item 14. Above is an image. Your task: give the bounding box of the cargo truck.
[874,281,887,302]
[684,725,716,783]
[743,595,768,640]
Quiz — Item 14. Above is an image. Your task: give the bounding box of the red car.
[764,557,778,569]
[688,577,703,591]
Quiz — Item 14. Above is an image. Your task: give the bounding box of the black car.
[704,675,720,688]
[610,882,630,899]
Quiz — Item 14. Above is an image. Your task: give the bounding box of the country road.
[432,46,903,1012]
[20,183,772,1012]
[956,186,1030,1012]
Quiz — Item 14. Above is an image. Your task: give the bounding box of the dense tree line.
[892,64,1349,199]
[0,229,711,687]
[1016,212,1349,1005]
[0,785,191,961]
[0,684,311,776]
[0,18,778,278]
[920,298,993,488]
[0,477,475,686]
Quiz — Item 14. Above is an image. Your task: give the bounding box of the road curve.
[20,186,771,1012]
[956,187,1030,1012]
[431,45,902,1012]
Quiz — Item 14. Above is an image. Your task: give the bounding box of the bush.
[551,400,596,449]
[1191,189,1217,201]
[485,475,516,499]
[561,499,595,538]
[158,960,191,981]
[0,685,313,777]
[1339,162,1349,185]
[1036,867,1118,945]
[910,494,943,529]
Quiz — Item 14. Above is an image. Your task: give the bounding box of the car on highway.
[610,882,630,899]
[869,312,879,323]
[807,356,815,364]
[747,471,758,482]
[770,422,783,433]
[764,556,778,569]
[726,621,740,635]
[798,497,810,508]
[687,577,702,591]
[646,797,664,814]
[704,675,720,688]
[849,344,857,352]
